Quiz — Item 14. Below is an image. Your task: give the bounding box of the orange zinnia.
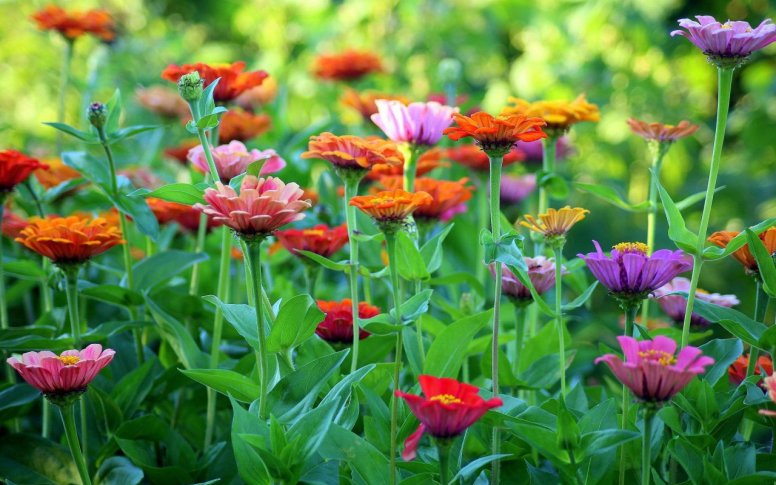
[161,62,268,103]
[301,133,402,175]
[218,109,272,143]
[367,147,447,180]
[147,198,220,233]
[34,158,81,189]
[32,5,116,42]
[235,77,279,109]
[444,112,547,157]
[627,118,699,143]
[135,87,190,119]
[16,215,124,265]
[340,89,409,120]
[502,95,599,135]
[313,50,383,81]
[521,206,589,238]
[164,140,199,164]
[445,144,525,172]
[275,224,349,259]
[708,228,776,274]
[0,150,48,195]
[350,189,432,233]
[379,177,472,222]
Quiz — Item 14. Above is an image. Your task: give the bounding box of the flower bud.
[438,58,462,85]
[177,71,203,103]
[87,102,107,129]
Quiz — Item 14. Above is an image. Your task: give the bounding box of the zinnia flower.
[164,140,199,165]
[493,257,561,304]
[194,176,311,240]
[135,87,190,119]
[219,109,272,143]
[378,177,472,222]
[371,100,458,147]
[349,189,433,233]
[627,118,699,143]
[502,95,599,136]
[708,228,776,276]
[301,133,403,178]
[234,77,279,109]
[16,216,124,265]
[444,112,546,157]
[341,89,409,120]
[0,150,47,196]
[516,137,572,163]
[162,62,268,103]
[367,147,447,181]
[729,354,772,386]
[671,16,776,64]
[315,299,380,344]
[2,208,28,239]
[33,158,80,190]
[761,374,776,416]
[500,174,536,205]
[395,375,503,460]
[187,140,285,183]
[520,206,589,243]
[579,241,692,305]
[652,277,739,328]
[32,5,115,42]
[275,224,349,259]
[147,197,221,233]
[445,145,525,172]
[313,50,383,81]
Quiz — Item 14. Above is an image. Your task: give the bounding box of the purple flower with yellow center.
[490,256,563,305]
[578,241,692,308]
[651,277,739,328]
[671,16,776,67]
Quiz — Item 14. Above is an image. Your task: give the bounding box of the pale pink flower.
[187,140,286,183]
[491,257,564,303]
[651,277,739,328]
[760,374,776,416]
[371,100,458,146]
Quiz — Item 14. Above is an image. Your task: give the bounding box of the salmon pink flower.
[627,118,699,143]
[147,197,221,233]
[315,299,380,344]
[275,224,349,259]
[444,112,546,157]
[652,277,739,328]
[162,62,268,103]
[708,228,776,276]
[302,133,402,182]
[219,109,272,143]
[187,140,285,183]
[235,77,278,109]
[378,177,471,223]
[0,150,47,196]
[729,354,772,387]
[671,16,776,67]
[493,257,563,305]
[395,375,502,460]
[371,100,458,147]
[16,215,124,266]
[313,50,383,81]
[595,336,714,403]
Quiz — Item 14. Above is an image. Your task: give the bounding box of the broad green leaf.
[745,229,776,297]
[562,281,598,311]
[181,369,260,403]
[575,182,650,212]
[0,433,79,485]
[62,151,112,189]
[95,457,144,485]
[43,122,98,143]
[80,284,144,307]
[267,294,324,353]
[131,250,209,292]
[145,296,207,369]
[144,183,206,205]
[425,310,491,377]
[0,384,40,418]
[204,296,260,352]
[230,397,271,485]
[449,454,511,482]
[539,171,570,199]
[2,261,46,280]
[42,177,86,203]
[318,424,390,485]
[675,187,724,211]
[699,338,743,385]
[579,429,640,459]
[361,289,433,334]
[112,358,160,418]
[482,228,526,270]
[107,125,159,144]
[396,231,430,281]
[295,250,349,271]
[285,400,339,462]
[506,263,555,317]
[109,192,159,240]
[655,177,698,253]
[687,296,767,349]
[703,218,776,260]
[420,223,453,274]
[104,88,122,134]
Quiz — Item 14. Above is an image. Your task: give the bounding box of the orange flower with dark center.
[16,215,124,265]
[135,87,190,119]
[340,89,409,120]
[34,158,80,189]
[2,208,28,239]
[301,133,403,174]
[521,206,589,237]
[367,147,447,180]
[313,50,383,81]
[379,177,471,221]
[0,150,48,195]
[219,109,272,143]
[502,95,599,135]
[350,190,433,230]
[445,144,525,172]
[163,140,199,165]
[627,118,699,143]
[161,62,268,103]
[444,112,546,157]
[275,224,349,259]
[147,197,220,233]
[708,228,776,274]
[32,5,116,42]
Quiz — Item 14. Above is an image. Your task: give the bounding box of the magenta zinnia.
[492,257,562,305]
[651,277,739,328]
[371,100,458,146]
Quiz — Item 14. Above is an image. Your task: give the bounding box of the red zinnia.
[0,150,48,195]
[2,208,28,239]
[163,140,199,165]
[147,197,221,233]
[275,224,349,259]
[315,299,380,344]
[729,354,773,387]
[161,62,268,103]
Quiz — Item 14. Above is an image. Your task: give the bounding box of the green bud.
[438,58,462,85]
[178,71,204,103]
[87,102,107,129]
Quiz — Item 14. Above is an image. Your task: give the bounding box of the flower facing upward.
[219,109,272,143]
[194,176,311,240]
[493,257,562,304]
[729,354,772,387]
[313,50,383,81]
[350,189,433,233]
[371,100,458,146]
[32,5,116,42]
[33,158,80,190]
[0,150,47,195]
[596,336,713,403]
[7,344,115,405]
[187,140,285,183]
[395,375,502,460]
[275,224,349,259]
[367,147,447,181]
[302,133,402,177]
[652,277,739,328]
[444,112,547,157]
[627,118,699,143]
[162,62,268,103]
[502,95,599,136]
[520,207,589,242]
[341,89,410,120]
[2,208,28,239]
[671,16,776,65]
[445,144,525,172]
[761,375,776,416]
[708,229,776,276]
[135,87,190,119]
[16,216,124,265]
[378,177,472,222]
[147,198,221,233]
[315,299,380,344]
[500,174,537,205]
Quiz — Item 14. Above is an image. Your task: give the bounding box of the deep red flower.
[161,62,268,103]
[729,354,773,387]
[315,299,380,344]
[0,150,48,194]
[2,207,28,239]
[275,224,349,259]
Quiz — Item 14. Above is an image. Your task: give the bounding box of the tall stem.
[60,403,92,485]
[56,40,73,154]
[476,174,489,285]
[344,178,363,373]
[642,409,655,485]
[514,306,526,381]
[386,232,403,485]
[746,282,768,377]
[553,246,566,398]
[402,144,419,192]
[619,303,639,485]
[488,155,503,485]
[680,67,734,348]
[641,144,667,325]
[245,241,269,419]
[534,136,557,257]
[189,211,209,296]
[64,269,90,466]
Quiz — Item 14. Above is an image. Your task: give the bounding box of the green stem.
[641,144,667,325]
[386,232,403,485]
[60,403,92,485]
[56,40,73,154]
[437,441,451,485]
[642,409,654,485]
[65,270,81,346]
[680,67,734,348]
[245,240,269,419]
[488,155,503,485]
[414,279,425,367]
[476,173,489,286]
[746,281,768,377]
[344,178,363,373]
[514,306,525,386]
[620,304,639,485]
[534,136,557,256]
[553,245,566,398]
[402,144,419,192]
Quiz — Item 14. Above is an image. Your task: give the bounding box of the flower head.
[708,229,776,276]
[135,87,190,119]
[516,137,572,163]
[520,206,588,245]
[671,16,776,66]
[162,62,268,103]
[596,336,713,403]
[395,375,502,460]
[378,177,471,222]
[33,158,80,190]
[444,112,547,157]
[302,133,402,180]
[500,174,536,205]
[2,207,28,239]
[652,277,739,327]
[187,140,285,183]
[729,354,772,387]
[493,257,562,304]
[218,109,272,143]
[32,5,115,42]
[16,216,124,266]
[350,189,433,233]
[313,50,383,81]
[367,147,447,181]
[234,77,278,109]
[502,95,599,136]
[164,140,199,165]
[371,100,458,146]
[761,374,776,416]
[445,144,525,172]
[194,176,311,240]
[147,197,221,233]
[275,224,349,259]
[341,89,410,120]
[627,118,699,143]
[315,299,380,344]
[0,150,47,195]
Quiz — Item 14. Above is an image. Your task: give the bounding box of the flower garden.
[2,2,776,484]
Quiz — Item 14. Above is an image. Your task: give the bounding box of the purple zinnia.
[491,257,563,305]
[671,16,776,66]
[651,277,739,328]
[500,174,536,205]
[515,136,572,163]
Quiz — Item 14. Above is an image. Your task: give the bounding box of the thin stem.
[189,212,209,295]
[414,279,425,367]
[60,403,92,485]
[386,232,403,485]
[534,136,557,257]
[65,270,81,346]
[344,178,363,373]
[553,245,566,398]
[56,40,73,154]
[437,441,451,485]
[746,281,768,377]
[245,240,269,419]
[642,410,654,485]
[402,144,419,192]
[488,154,503,485]
[641,144,667,325]
[680,67,734,348]
[514,306,525,383]
[475,174,489,285]
[196,131,221,184]
[620,304,639,485]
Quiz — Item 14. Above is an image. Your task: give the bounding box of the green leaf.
[420,224,453,274]
[294,250,349,271]
[361,289,433,334]
[1,261,46,280]
[425,310,492,377]
[104,88,122,134]
[181,369,260,403]
[62,151,112,189]
[142,183,205,205]
[43,122,98,143]
[579,429,640,459]
[0,384,40,415]
[506,263,556,317]
[318,424,390,485]
[0,433,79,485]
[109,192,159,240]
[745,229,776,297]
[449,454,511,482]
[107,125,160,144]
[42,177,86,203]
[204,296,260,352]
[145,296,208,369]
[196,113,221,130]
[111,358,159,418]
[675,187,724,211]
[80,284,144,307]
[131,250,209,292]
[703,218,776,260]
[688,296,768,349]
[562,281,598,312]
[482,228,526,270]
[286,400,339,462]
[230,397,271,485]
[539,171,570,199]
[95,457,144,485]
[267,294,325,353]
[655,177,699,253]
[699,338,743,385]
[575,182,650,212]
[396,231,430,281]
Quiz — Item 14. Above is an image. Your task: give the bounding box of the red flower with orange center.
[218,109,272,143]
[32,5,116,42]
[163,140,199,165]
[315,299,380,344]
[349,189,433,227]
[275,224,349,259]
[340,88,409,120]
[313,50,383,81]
[147,197,220,233]
[367,148,447,181]
[379,177,472,221]
[708,228,776,275]
[627,118,699,143]
[729,353,773,387]
[444,112,547,157]
[301,133,403,174]
[34,158,80,189]
[0,150,48,195]
[445,144,525,172]
[161,62,268,103]
[16,215,124,265]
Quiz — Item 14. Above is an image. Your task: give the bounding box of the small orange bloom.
[161,62,268,103]
[16,215,124,265]
[445,144,525,172]
[708,228,776,274]
[520,206,589,237]
[147,197,220,233]
[350,189,433,230]
[32,5,115,42]
[367,147,447,181]
[0,150,48,194]
[627,118,699,143]
[502,95,599,135]
[2,207,28,239]
[301,133,402,173]
[235,76,279,109]
[302,188,320,206]
[34,158,80,189]
[163,140,199,165]
[313,50,383,81]
[275,224,349,259]
[219,109,272,143]
[341,89,409,120]
[729,353,773,386]
[135,87,190,119]
[444,112,547,157]
[379,177,471,222]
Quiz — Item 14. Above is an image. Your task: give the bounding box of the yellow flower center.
[303,229,325,237]
[721,23,732,29]
[57,355,81,366]
[613,242,648,255]
[430,393,463,405]
[638,349,676,366]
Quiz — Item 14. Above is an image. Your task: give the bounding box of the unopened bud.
[87,102,107,129]
[438,58,462,85]
[177,71,203,103]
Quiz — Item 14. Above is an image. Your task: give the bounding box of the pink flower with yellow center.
[187,140,285,183]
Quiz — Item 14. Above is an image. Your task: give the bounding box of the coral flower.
[164,140,199,165]
[34,158,80,190]
[652,277,739,328]
[367,147,447,181]
[627,118,699,143]
[516,137,572,164]
[234,77,279,109]
[520,206,589,239]
[445,145,525,172]
[671,16,776,62]
[315,299,380,344]
[371,100,458,146]
[2,208,28,239]
[395,375,502,460]
[302,133,403,176]
[708,228,776,276]
[275,224,349,259]
[579,241,692,304]
[187,140,285,183]
[379,177,472,222]
[341,89,410,120]
[500,174,537,205]
[729,354,772,386]
[596,336,713,403]
[761,375,776,416]
[16,216,124,265]
[493,257,562,305]
[31,5,115,42]
[135,87,190,119]
[0,150,47,195]
[444,112,547,157]
[313,49,383,81]
[219,109,272,143]
[147,197,221,233]
[7,344,115,404]
[194,176,311,239]
[502,95,599,136]
[162,62,268,103]
[350,189,433,233]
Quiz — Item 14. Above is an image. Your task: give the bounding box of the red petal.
[401,424,426,461]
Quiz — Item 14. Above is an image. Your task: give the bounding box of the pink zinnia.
[595,336,714,403]
[187,140,286,183]
[7,344,115,402]
[194,176,311,238]
[491,257,563,304]
[760,374,776,416]
[652,277,739,328]
[371,100,458,146]
[671,16,776,59]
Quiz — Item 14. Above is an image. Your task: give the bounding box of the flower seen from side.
[492,256,562,305]
[671,16,776,67]
[313,49,383,81]
[651,277,739,328]
[708,229,776,276]
[627,118,699,143]
[445,144,525,172]
[729,353,772,387]
[219,109,272,143]
[162,62,268,103]
[444,112,546,157]
[349,189,433,234]
[520,206,588,246]
[32,5,116,42]
[341,89,409,120]
[372,100,458,147]
[378,176,471,222]
[275,223,349,259]
[315,299,380,344]
[0,150,48,196]
[502,95,599,137]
